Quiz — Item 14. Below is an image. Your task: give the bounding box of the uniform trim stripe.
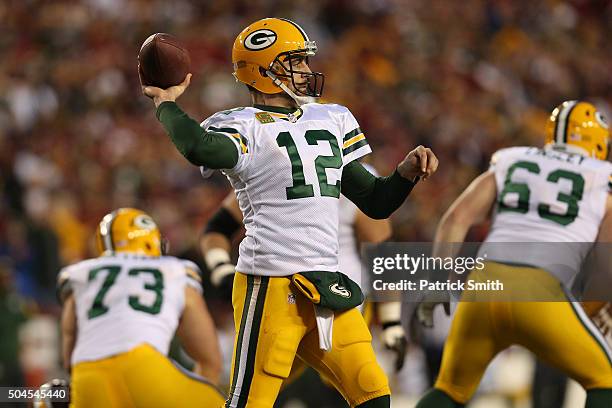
[342,139,369,155]
[56,278,72,303]
[226,276,254,407]
[343,127,363,142]
[100,211,119,252]
[278,18,309,41]
[231,134,248,153]
[209,126,240,134]
[186,269,202,283]
[555,101,578,144]
[343,133,365,148]
[564,288,612,367]
[236,276,268,407]
[227,275,269,408]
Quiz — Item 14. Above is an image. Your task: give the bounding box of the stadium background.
[1,0,611,406]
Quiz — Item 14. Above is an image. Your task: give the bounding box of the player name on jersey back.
[479,146,612,285]
[58,254,202,364]
[200,103,372,277]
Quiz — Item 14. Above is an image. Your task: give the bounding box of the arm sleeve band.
[204,207,242,239]
[341,161,417,219]
[56,278,72,304]
[156,101,238,168]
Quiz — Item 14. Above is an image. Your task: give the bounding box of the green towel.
[291,271,364,311]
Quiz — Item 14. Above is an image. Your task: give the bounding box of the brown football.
[138,33,191,89]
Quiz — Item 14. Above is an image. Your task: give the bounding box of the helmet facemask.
[268,49,324,98]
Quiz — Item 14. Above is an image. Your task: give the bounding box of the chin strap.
[266,70,316,106]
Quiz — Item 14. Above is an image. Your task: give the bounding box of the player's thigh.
[514,301,612,389]
[71,360,131,408]
[227,273,310,408]
[298,307,389,407]
[121,345,225,408]
[434,301,508,404]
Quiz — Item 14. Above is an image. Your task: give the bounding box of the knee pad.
[335,339,389,395]
[356,361,389,394]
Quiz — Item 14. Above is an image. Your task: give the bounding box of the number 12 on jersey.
[276,130,342,200]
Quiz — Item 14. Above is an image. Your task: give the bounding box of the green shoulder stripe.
[342,139,369,155]
[343,127,362,142]
[208,126,240,135]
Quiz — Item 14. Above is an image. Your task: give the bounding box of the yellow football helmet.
[545,100,610,160]
[232,18,324,97]
[95,208,162,257]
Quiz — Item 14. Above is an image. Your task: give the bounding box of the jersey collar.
[253,104,297,114]
[253,104,304,123]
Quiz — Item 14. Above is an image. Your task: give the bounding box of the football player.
[200,187,407,370]
[143,17,438,408]
[58,208,224,407]
[415,101,612,408]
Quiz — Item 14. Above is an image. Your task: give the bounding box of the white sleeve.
[180,260,203,294]
[488,149,504,173]
[340,108,372,165]
[200,112,251,174]
[57,265,76,302]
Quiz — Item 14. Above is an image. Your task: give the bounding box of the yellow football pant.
[435,262,612,404]
[70,344,225,408]
[282,299,376,388]
[226,272,390,408]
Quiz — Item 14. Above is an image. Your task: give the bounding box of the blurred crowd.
[1,0,612,400]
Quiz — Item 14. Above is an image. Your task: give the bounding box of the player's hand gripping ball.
[138,33,191,89]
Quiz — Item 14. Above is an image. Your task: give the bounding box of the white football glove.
[205,248,236,300]
[378,302,408,371]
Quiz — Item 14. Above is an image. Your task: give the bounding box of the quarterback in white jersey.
[201,102,373,276]
[58,208,224,408]
[144,17,438,408]
[415,101,612,408]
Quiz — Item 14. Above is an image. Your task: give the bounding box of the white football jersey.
[338,164,379,291]
[200,103,371,277]
[480,146,612,284]
[58,254,202,365]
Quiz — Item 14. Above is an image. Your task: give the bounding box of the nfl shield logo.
[287,293,296,304]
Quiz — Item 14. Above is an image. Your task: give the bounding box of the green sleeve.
[341,161,417,219]
[156,101,238,168]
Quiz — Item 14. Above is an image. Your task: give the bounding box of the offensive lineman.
[415,101,612,408]
[58,208,224,407]
[142,18,438,408]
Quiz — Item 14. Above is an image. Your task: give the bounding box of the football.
[138,33,191,89]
